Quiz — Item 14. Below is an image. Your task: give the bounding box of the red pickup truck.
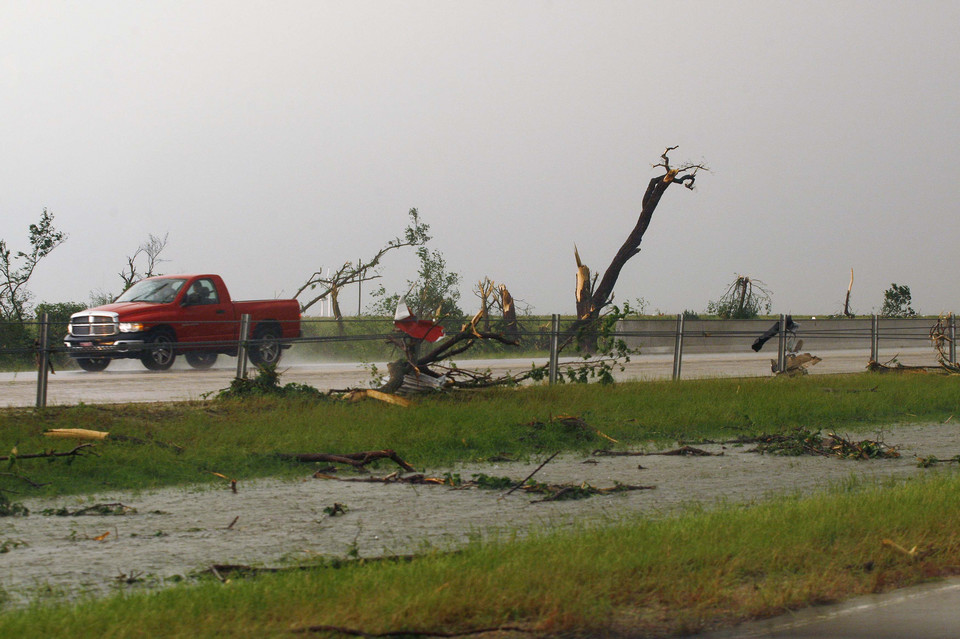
[64,274,300,372]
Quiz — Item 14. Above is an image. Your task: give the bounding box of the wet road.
[702,578,960,638]
[0,347,940,407]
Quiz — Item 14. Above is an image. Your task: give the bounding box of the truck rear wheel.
[185,352,218,370]
[76,357,110,372]
[249,326,282,366]
[141,330,176,371]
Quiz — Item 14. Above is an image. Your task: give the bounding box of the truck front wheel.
[249,326,282,366]
[76,357,110,372]
[141,330,177,371]
[185,352,218,370]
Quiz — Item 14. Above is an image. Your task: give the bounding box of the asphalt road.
[702,578,960,639]
[0,347,941,408]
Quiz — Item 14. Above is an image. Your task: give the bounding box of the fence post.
[950,313,957,364]
[776,314,787,374]
[548,314,560,385]
[236,314,251,379]
[36,313,50,409]
[672,313,685,381]
[871,314,879,362]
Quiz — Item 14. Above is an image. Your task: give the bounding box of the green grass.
[2,471,959,637]
[1,373,957,497]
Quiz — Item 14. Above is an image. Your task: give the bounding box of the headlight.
[119,322,145,333]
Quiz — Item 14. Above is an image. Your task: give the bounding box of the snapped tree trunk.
[570,148,703,349]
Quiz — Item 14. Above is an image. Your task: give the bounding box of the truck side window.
[185,279,220,306]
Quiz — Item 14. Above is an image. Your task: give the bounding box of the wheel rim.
[150,336,174,366]
[255,334,280,363]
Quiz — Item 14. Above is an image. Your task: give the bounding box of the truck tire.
[76,357,110,372]
[141,330,177,371]
[249,326,282,366]
[185,352,218,370]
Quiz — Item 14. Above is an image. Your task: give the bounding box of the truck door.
[179,278,233,347]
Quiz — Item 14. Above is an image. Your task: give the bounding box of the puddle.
[1,421,958,607]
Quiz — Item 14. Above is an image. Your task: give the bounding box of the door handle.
[216,310,226,314]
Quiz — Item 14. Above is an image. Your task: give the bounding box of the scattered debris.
[42,502,136,517]
[279,450,417,473]
[867,358,945,374]
[745,428,899,459]
[323,503,348,517]
[880,538,934,561]
[594,446,721,457]
[290,623,535,637]
[930,314,960,374]
[312,468,655,503]
[342,389,412,407]
[0,494,29,517]
[207,471,238,493]
[752,316,799,352]
[503,451,559,496]
[226,515,239,530]
[774,352,822,376]
[916,454,960,468]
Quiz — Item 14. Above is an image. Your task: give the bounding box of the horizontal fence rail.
[1,314,955,408]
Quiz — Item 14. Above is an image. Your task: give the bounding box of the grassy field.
[1,372,959,637]
[1,373,958,497]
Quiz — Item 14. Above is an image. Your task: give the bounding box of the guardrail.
[4,313,956,408]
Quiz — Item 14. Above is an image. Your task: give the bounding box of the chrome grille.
[70,315,118,337]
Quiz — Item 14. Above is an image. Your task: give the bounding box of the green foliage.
[0,209,67,322]
[561,305,635,384]
[368,244,463,319]
[880,283,916,317]
[0,493,29,517]
[215,364,326,400]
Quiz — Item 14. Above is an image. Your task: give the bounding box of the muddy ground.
[2,421,959,608]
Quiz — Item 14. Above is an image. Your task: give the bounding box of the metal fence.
[2,313,955,408]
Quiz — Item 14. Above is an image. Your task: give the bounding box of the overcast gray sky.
[2,1,958,317]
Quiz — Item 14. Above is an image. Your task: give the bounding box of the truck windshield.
[115,278,187,304]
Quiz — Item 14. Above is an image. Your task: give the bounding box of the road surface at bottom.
[701,578,960,639]
[0,347,941,407]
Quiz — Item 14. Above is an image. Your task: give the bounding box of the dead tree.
[119,233,169,291]
[295,209,430,326]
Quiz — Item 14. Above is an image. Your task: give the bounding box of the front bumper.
[63,333,147,359]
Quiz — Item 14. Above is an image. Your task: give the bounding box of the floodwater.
[2,421,958,608]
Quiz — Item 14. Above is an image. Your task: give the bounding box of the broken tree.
[572,147,705,346]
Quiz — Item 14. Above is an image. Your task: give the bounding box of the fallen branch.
[42,502,136,517]
[278,450,417,473]
[650,446,721,457]
[312,470,656,502]
[0,443,96,462]
[504,451,559,496]
[292,624,534,637]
